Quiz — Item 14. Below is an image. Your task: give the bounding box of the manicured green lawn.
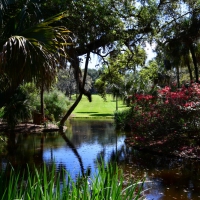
[71,94,127,118]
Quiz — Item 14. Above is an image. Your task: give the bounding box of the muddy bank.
[0,122,67,133]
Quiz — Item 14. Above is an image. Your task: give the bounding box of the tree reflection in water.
[59,131,85,177]
[2,119,200,199]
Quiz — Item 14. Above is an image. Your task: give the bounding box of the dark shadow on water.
[59,132,85,177]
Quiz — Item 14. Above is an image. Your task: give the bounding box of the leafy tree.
[154,0,200,85]
[0,0,72,113]
[56,67,93,99]
[87,68,101,93]
[95,47,147,100]
[56,68,77,99]
[139,60,159,91]
[39,0,159,127]
[2,0,200,129]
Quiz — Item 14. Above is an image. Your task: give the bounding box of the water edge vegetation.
[0,161,147,200]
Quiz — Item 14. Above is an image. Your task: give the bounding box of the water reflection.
[118,147,200,199]
[1,119,200,199]
[43,119,125,179]
[59,131,85,176]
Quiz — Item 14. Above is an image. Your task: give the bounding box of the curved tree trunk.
[59,51,91,130]
[59,93,83,130]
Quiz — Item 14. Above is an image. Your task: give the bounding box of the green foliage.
[139,60,159,90]
[2,83,38,129]
[2,84,69,126]
[56,68,76,98]
[95,47,147,99]
[0,0,72,108]
[114,108,133,130]
[20,83,40,108]
[0,108,4,119]
[94,78,107,100]
[44,90,70,121]
[110,47,147,71]
[0,162,145,200]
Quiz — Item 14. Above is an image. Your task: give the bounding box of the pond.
[1,119,200,199]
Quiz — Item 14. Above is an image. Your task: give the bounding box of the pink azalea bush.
[117,83,200,137]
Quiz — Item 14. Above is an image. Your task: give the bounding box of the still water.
[1,119,200,199]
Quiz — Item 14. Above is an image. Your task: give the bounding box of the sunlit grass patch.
[71,94,128,118]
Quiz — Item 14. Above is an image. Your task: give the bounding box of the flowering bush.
[115,83,200,138]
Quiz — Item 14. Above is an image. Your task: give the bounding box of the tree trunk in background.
[116,94,118,111]
[40,84,45,122]
[185,56,193,82]
[190,45,199,82]
[176,66,180,88]
[186,59,193,82]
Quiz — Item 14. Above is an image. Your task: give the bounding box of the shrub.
[114,108,133,130]
[3,84,69,127]
[3,83,38,129]
[44,89,70,121]
[115,83,200,137]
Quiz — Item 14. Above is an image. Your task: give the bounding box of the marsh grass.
[0,162,146,200]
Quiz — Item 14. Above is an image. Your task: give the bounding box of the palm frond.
[0,35,58,89]
[36,11,69,27]
[0,6,73,88]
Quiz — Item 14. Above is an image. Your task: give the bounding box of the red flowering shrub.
[119,83,200,137]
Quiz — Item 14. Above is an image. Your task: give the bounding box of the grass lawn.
[71,94,128,118]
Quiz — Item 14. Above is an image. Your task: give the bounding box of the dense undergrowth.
[1,84,70,128]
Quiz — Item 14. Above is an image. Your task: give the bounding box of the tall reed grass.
[0,162,146,200]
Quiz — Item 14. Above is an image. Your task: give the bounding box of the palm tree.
[0,0,72,118]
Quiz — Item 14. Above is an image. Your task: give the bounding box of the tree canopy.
[0,0,72,108]
[1,0,200,127]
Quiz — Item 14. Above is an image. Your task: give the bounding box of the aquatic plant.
[0,162,146,200]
